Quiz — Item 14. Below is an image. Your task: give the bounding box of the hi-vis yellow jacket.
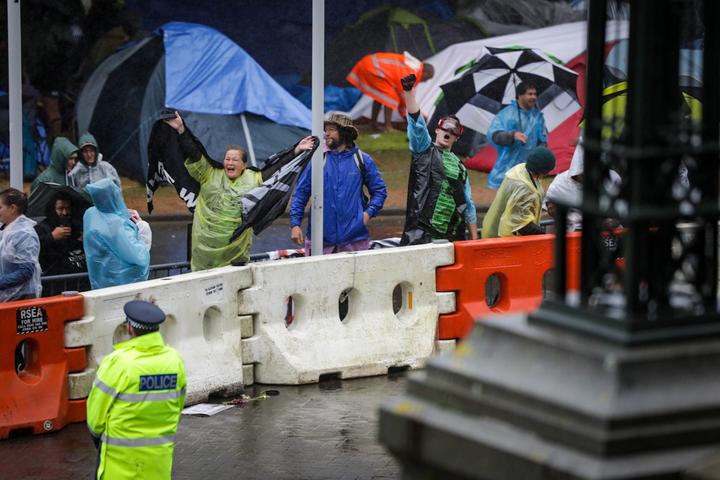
[87,331,186,479]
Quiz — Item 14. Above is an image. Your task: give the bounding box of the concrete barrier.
[240,243,454,384]
[65,266,252,404]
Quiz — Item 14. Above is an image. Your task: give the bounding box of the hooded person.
[0,188,42,301]
[68,132,121,189]
[83,178,151,289]
[34,190,87,275]
[30,137,79,193]
[486,82,548,190]
[544,138,621,231]
[482,146,556,238]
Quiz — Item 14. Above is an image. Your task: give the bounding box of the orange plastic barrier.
[0,295,87,439]
[436,233,581,340]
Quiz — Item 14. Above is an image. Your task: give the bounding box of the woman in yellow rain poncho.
[482,147,556,238]
[164,112,315,270]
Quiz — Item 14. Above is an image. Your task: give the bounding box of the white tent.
[348,20,629,122]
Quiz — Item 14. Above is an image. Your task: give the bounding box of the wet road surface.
[3,373,408,480]
[11,216,410,479]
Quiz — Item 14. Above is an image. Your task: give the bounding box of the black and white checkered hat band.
[126,317,159,331]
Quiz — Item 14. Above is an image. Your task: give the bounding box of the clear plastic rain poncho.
[482,162,544,238]
[84,178,150,289]
[185,156,262,271]
[486,100,547,189]
[0,215,42,301]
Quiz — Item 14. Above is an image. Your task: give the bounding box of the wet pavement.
[3,373,408,480]
[9,216,411,479]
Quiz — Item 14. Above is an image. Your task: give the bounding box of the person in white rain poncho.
[0,188,42,301]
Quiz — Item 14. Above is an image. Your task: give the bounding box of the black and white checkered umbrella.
[437,46,579,135]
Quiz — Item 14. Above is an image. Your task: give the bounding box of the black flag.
[146,121,221,213]
[230,140,319,241]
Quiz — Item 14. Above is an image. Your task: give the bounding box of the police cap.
[123,300,166,331]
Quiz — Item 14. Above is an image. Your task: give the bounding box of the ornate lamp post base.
[380,314,720,479]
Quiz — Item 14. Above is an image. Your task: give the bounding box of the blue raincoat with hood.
[486,100,547,189]
[83,178,149,289]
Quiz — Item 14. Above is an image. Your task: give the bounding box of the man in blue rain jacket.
[486,82,548,189]
[289,113,387,254]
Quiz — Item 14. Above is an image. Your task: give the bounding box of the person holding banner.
[164,112,316,270]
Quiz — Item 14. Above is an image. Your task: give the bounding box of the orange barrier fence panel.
[566,233,581,291]
[436,233,582,340]
[0,295,87,439]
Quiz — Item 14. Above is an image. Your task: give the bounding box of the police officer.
[87,300,187,479]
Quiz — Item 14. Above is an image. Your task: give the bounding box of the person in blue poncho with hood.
[83,178,151,289]
[486,82,548,190]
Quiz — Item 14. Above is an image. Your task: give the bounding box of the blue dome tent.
[77,21,311,183]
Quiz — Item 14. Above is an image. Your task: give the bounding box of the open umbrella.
[26,182,92,219]
[429,46,580,156]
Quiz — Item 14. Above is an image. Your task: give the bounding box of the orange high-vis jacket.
[347,53,424,116]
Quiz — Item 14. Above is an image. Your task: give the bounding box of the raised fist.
[401,74,416,92]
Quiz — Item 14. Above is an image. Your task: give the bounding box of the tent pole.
[240,113,257,167]
[7,0,23,190]
[310,0,324,256]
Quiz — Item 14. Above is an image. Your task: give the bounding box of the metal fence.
[40,262,192,297]
[40,226,562,297]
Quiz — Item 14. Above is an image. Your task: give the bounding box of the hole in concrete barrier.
[203,306,223,342]
[485,274,502,308]
[338,288,356,322]
[319,372,341,382]
[542,268,555,299]
[318,372,343,390]
[393,282,414,320]
[388,365,410,376]
[285,296,295,327]
[208,388,231,400]
[392,285,402,314]
[15,339,40,380]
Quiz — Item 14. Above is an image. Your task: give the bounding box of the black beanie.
[526,147,556,174]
